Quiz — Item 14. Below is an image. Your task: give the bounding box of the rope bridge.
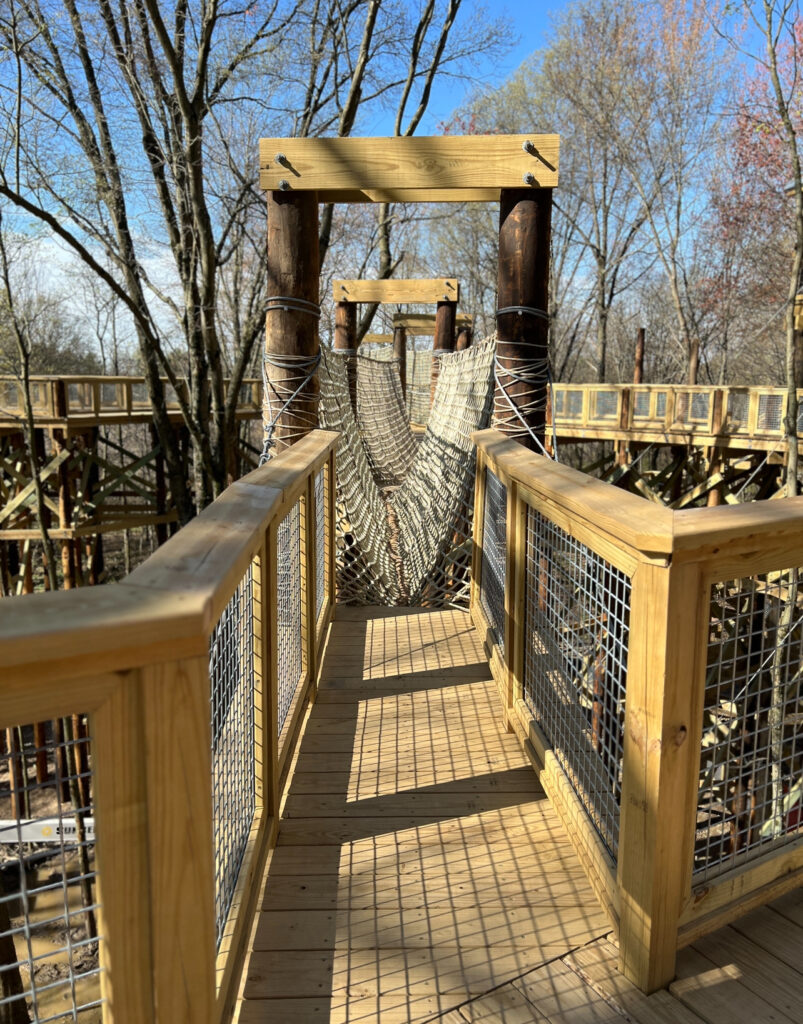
[320,336,496,608]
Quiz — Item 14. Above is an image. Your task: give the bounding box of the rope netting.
[356,354,418,488]
[319,336,496,608]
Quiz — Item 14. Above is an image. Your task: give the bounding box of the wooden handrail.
[471,429,803,994]
[0,429,339,1024]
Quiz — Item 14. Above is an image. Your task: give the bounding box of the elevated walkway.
[236,608,803,1023]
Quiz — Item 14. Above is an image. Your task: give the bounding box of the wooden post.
[617,560,706,992]
[634,327,645,385]
[334,299,358,418]
[53,427,76,590]
[495,189,552,451]
[429,300,457,406]
[265,191,320,453]
[456,324,473,351]
[150,423,169,546]
[393,324,408,400]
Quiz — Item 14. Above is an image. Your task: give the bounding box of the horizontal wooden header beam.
[393,312,472,336]
[334,278,459,304]
[360,334,393,345]
[259,135,559,201]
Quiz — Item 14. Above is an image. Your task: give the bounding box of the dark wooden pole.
[265,191,320,454]
[334,299,358,417]
[393,325,408,400]
[430,300,457,406]
[634,327,645,385]
[495,189,552,451]
[456,325,473,351]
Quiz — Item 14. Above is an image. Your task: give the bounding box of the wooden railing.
[551,383,803,448]
[0,430,337,1023]
[0,375,262,425]
[471,428,803,992]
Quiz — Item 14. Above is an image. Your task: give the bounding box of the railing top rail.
[0,429,338,694]
[474,429,674,558]
[475,428,803,574]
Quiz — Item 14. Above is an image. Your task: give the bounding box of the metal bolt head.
[278,179,291,191]
[523,172,536,186]
[275,152,288,166]
[522,139,536,155]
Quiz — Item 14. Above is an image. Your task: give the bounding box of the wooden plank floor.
[236,607,803,1024]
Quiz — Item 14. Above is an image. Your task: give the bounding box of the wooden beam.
[333,278,459,304]
[315,187,501,204]
[334,300,358,417]
[259,135,559,194]
[392,312,473,336]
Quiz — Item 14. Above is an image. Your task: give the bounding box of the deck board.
[235,607,803,1023]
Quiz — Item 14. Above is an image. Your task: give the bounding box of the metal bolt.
[278,179,291,191]
[522,172,536,186]
[275,152,288,166]
[522,139,536,155]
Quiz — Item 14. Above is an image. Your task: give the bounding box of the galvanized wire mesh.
[592,391,618,419]
[523,507,631,859]
[655,391,667,417]
[277,501,303,736]
[209,567,256,949]
[480,469,507,653]
[0,719,101,1022]
[758,394,783,432]
[696,571,803,880]
[633,392,650,418]
[728,391,749,426]
[314,468,327,625]
[555,389,583,419]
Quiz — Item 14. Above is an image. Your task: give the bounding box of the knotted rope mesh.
[356,354,418,488]
[319,336,496,608]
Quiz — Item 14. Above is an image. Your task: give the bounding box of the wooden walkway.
[236,608,803,1024]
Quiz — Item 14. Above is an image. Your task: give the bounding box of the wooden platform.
[235,608,803,1023]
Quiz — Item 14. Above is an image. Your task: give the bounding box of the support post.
[429,300,456,406]
[393,324,408,400]
[265,191,320,453]
[617,560,706,992]
[495,189,552,451]
[456,324,473,351]
[334,299,358,418]
[634,327,645,385]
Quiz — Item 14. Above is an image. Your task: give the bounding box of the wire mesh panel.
[314,468,327,626]
[758,394,783,432]
[691,392,710,422]
[523,507,632,859]
[632,391,651,418]
[592,391,618,420]
[277,501,303,737]
[209,567,256,949]
[696,571,803,881]
[480,469,507,653]
[1,719,101,1021]
[728,391,749,427]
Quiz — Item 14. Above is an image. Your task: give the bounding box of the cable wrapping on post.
[260,350,321,464]
[264,295,322,318]
[493,335,559,460]
[495,305,550,321]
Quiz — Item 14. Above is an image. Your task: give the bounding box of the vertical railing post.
[303,475,317,701]
[263,525,281,831]
[92,678,155,1024]
[503,481,527,726]
[139,655,217,1023]
[469,449,487,616]
[617,559,707,992]
[326,449,336,611]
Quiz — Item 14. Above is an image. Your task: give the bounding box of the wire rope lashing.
[260,294,322,464]
[493,305,559,460]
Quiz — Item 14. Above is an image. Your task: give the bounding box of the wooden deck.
[235,607,803,1024]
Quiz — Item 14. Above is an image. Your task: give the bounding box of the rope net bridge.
[320,336,496,608]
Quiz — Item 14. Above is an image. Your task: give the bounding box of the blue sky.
[416,0,572,131]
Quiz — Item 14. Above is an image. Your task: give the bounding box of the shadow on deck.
[236,608,803,1023]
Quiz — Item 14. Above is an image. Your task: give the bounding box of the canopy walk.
[1,134,801,1024]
